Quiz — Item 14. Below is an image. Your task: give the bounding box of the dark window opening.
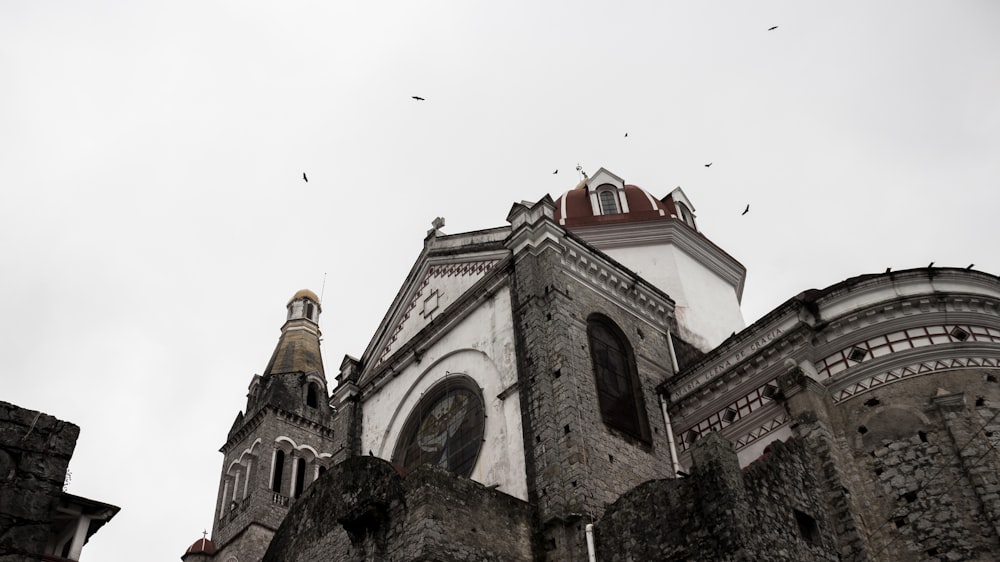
[305,302,315,320]
[272,450,285,493]
[903,491,918,503]
[848,347,868,363]
[598,189,620,215]
[949,326,970,341]
[306,384,319,408]
[293,458,306,498]
[793,509,820,545]
[918,431,928,442]
[858,426,868,435]
[588,315,650,441]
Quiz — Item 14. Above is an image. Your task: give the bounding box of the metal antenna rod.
[319,272,327,303]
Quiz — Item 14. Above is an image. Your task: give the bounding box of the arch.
[587,314,651,442]
[390,374,486,477]
[376,348,492,456]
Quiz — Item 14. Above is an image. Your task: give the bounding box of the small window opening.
[563,424,571,434]
[894,517,906,528]
[762,384,779,399]
[918,431,928,443]
[306,384,319,408]
[848,347,868,363]
[975,396,986,407]
[793,509,820,545]
[950,326,970,341]
[305,301,315,320]
[987,374,998,383]
[272,450,285,493]
[874,467,883,476]
[903,491,918,503]
[293,458,306,498]
[598,189,620,215]
[553,369,561,379]
[857,426,868,435]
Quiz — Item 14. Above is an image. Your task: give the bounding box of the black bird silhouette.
[768,26,778,31]
[369,450,374,456]
[741,204,750,215]
[412,96,425,101]
[302,172,308,182]
[624,132,628,137]
[928,262,935,268]
[553,169,558,174]
[705,163,713,168]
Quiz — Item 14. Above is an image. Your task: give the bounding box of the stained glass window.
[588,315,650,441]
[393,380,485,477]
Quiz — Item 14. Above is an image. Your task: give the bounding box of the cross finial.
[202,529,208,540]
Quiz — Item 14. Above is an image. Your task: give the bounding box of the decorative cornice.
[569,219,746,301]
[220,404,336,454]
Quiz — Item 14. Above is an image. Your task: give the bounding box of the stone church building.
[182,168,1000,561]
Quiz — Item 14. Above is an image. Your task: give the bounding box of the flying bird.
[741,204,750,215]
[412,96,425,101]
[302,172,308,182]
[705,163,713,168]
[768,26,778,31]
[552,169,558,174]
[624,132,628,137]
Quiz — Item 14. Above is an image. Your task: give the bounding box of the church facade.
[183,168,1000,561]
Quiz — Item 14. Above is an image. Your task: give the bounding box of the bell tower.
[191,290,338,562]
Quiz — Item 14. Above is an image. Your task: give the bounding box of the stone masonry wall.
[510,237,677,560]
[597,433,840,562]
[839,369,1000,561]
[262,456,533,562]
[0,401,79,561]
[596,432,840,562]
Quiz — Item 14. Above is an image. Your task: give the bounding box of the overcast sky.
[2,1,999,560]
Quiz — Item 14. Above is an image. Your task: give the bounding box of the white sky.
[2,1,998,560]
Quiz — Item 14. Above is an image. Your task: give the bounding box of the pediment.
[358,228,510,375]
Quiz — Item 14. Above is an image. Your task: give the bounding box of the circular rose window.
[392,379,485,477]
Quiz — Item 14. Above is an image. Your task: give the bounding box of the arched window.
[392,376,486,477]
[305,302,315,321]
[675,202,696,229]
[293,458,306,498]
[271,450,285,493]
[598,189,620,215]
[588,315,651,441]
[306,384,319,408]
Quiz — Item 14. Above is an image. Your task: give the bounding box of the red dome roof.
[185,537,217,555]
[555,183,680,228]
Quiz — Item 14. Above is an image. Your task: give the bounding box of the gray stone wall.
[262,456,533,562]
[839,368,1000,561]
[510,238,677,559]
[0,401,78,561]
[596,432,841,562]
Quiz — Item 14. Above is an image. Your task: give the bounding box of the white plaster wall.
[604,244,745,350]
[360,286,528,500]
[382,268,492,360]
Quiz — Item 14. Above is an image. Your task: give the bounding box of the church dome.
[185,537,216,554]
[290,289,320,303]
[552,167,696,230]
